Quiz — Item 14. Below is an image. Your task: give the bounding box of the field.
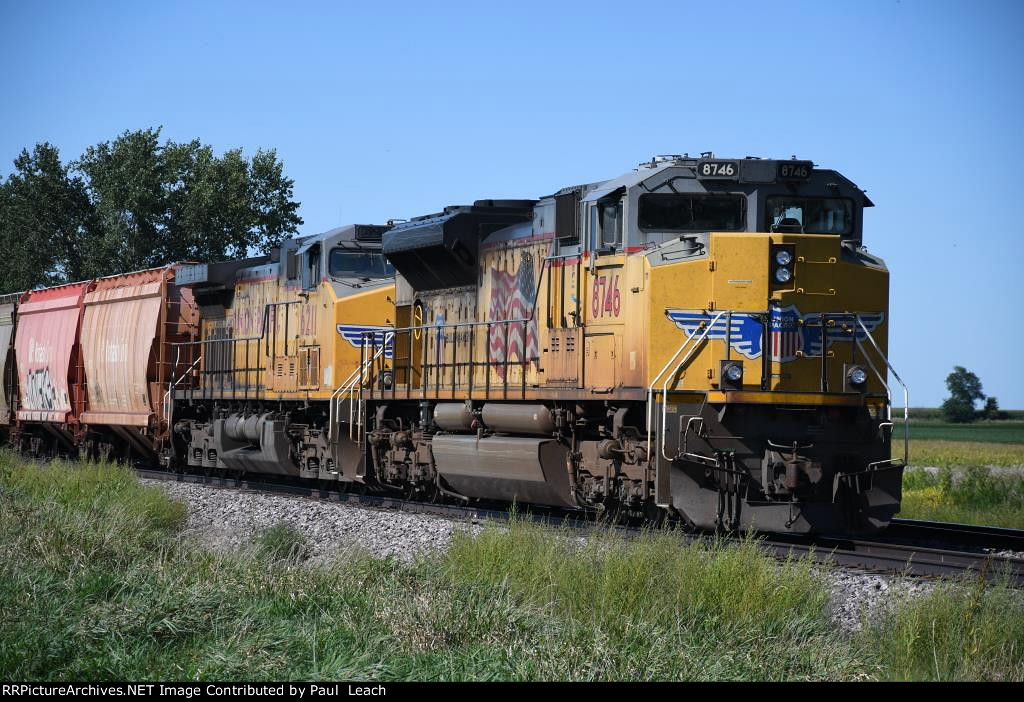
[903,421,1024,446]
[892,415,1024,528]
[901,467,1024,529]
[906,439,1024,468]
[2,454,1023,681]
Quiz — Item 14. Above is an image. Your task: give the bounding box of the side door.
[583,194,626,391]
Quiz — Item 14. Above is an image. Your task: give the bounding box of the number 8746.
[591,274,621,318]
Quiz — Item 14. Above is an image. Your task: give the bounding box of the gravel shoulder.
[144,478,935,633]
[142,478,481,563]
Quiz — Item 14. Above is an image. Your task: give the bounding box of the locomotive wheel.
[643,501,666,528]
[598,501,628,526]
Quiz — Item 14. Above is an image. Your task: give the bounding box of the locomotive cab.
[172,223,395,481]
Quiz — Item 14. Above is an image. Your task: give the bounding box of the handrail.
[855,316,909,466]
[374,317,538,400]
[644,309,903,468]
[328,331,394,441]
[660,313,725,460]
[162,354,203,430]
[645,310,725,462]
[382,317,533,334]
[646,328,699,461]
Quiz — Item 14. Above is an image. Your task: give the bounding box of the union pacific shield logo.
[770,305,802,362]
[667,307,884,363]
[336,324,394,359]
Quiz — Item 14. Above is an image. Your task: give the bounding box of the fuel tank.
[431,434,575,507]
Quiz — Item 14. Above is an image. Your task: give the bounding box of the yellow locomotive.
[171,224,395,482]
[167,154,905,534]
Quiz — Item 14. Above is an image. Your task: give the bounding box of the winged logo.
[336,324,394,359]
[666,310,764,359]
[799,310,885,361]
[667,306,884,363]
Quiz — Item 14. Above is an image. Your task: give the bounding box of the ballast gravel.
[141,478,482,563]
[145,477,942,632]
[826,570,935,632]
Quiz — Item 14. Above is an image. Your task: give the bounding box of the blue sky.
[2,0,1022,407]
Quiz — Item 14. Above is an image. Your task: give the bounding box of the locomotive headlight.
[720,360,744,389]
[848,366,868,386]
[771,245,796,285]
[724,363,743,382]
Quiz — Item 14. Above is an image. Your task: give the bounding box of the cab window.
[302,244,321,290]
[591,200,623,251]
[766,197,852,235]
[637,193,744,232]
[329,250,395,278]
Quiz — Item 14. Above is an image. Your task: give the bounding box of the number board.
[696,160,739,180]
[777,161,813,180]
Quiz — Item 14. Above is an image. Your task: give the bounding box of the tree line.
[0,127,303,293]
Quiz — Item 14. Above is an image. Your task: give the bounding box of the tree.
[74,128,303,277]
[982,396,1003,421]
[941,366,986,423]
[0,143,94,291]
[75,128,166,277]
[0,128,303,290]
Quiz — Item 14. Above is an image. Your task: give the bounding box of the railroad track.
[137,468,1024,586]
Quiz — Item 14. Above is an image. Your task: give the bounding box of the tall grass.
[1,450,1022,681]
[901,466,1024,528]
[438,522,856,680]
[860,576,1024,681]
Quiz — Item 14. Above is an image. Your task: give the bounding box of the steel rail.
[886,518,1024,553]
[136,467,1024,586]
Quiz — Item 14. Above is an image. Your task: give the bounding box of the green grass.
[900,439,1024,468]
[2,451,1023,681]
[899,421,1024,445]
[900,466,1024,529]
[255,522,312,564]
[860,576,1024,681]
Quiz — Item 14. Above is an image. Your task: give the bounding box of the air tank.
[433,402,475,431]
[481,403,555,435]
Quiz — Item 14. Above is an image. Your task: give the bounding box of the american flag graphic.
[770,305,803,363]
[488,252,538,377]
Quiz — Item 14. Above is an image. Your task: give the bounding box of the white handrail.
[660,315,724,461]
[162,355,203,430]
[856,317,909,466]
[328,331,394,441]
[645,311,725,462]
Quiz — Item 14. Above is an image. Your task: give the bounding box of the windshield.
[328,250,394,278]
[766,197,852,235]
[638,194,744,232]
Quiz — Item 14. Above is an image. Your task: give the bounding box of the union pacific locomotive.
[0,155,908,534]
